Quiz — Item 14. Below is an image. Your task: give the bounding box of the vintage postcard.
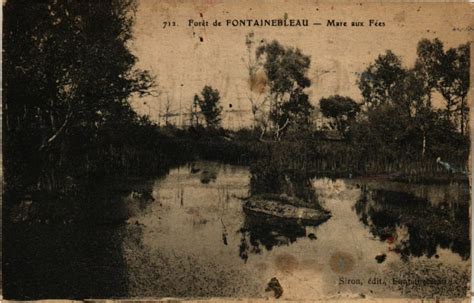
[2,0,473,301]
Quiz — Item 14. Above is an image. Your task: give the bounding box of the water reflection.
[123,165,471,298]
[249,160,320,209]
[238,162,327,260]
[354,184,470,260]
[238,215,307,261]
[123,161,263,297]
[8,160,469,299]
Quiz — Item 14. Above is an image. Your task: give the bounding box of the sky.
[129,1,473,128]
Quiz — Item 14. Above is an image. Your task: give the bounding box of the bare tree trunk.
[274,118,290,141]
[259,126,266,140]
[422,132,426,158]
[39,112,72,151]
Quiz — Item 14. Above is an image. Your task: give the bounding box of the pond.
[123,161,470,299]
[3,161,470,299]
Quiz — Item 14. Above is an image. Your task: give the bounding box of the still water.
[123,161,470,299]
[4,161,470,299]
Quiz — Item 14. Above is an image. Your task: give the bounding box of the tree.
[3,0,155,190]
[279,89,314,127]
[161,95,175,126]
[190,94,201,127]
[196,86,223,128]
[319,95,360,137]
[415,39,470,135]
[256,40,312,139]
[454,43,470,135]
[245,32,270,137]
[358,50,406,109]
[356,49,444,157]
[355,40,470,160]
[392,69,433,157]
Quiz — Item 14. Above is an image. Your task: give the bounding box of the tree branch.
[39,112,73,151]
[274,118,290,141]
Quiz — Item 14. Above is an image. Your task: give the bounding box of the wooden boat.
[243,195,331,226]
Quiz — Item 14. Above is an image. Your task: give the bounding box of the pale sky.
[129,1,473,127]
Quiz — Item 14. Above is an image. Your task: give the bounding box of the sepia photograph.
[2,0,473,301]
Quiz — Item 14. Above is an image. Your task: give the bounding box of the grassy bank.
[4,124,469,223]
[180,127,469,183]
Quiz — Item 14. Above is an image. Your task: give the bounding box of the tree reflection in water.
[238,215,308,261]
[354,185,470,260]
[239,163,324,261]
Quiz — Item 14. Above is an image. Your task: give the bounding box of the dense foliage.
[194,85,223,128]
[353,40,470,166]
[3,0,163,194]
[256,40,313,139]
[319,95,360,137]
[3,1,470,204]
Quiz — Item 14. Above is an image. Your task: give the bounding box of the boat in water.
[243,195,332,226]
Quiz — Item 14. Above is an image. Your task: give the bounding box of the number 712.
[163,21,177,29]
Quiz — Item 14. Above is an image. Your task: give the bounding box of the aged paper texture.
[2,0,473,301]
